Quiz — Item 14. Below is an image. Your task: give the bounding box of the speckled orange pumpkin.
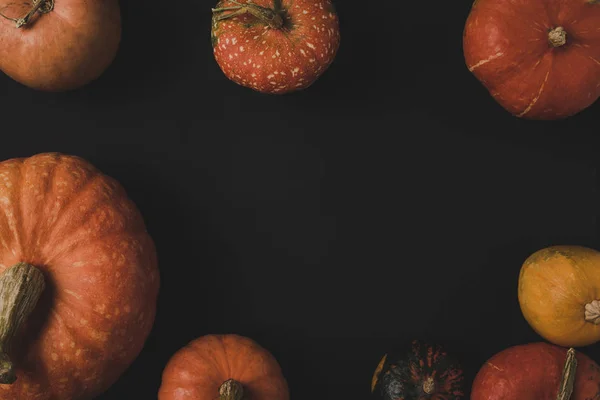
[211,0,341,94]
[0,153,159,399]
[158,334,289,400]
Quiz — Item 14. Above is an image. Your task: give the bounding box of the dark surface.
[0,0,599,398]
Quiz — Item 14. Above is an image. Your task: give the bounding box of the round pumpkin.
[158,334,289,400]
[463,0,600,119]
[518,245,600,347]
[0,0,120,91]
[471,342,600,399]
[0,153,159,398]
[211,0,341,94]
[371,340,465,400]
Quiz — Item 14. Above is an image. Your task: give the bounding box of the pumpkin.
[518,245,600,347]
[0,0,120,91]
[463,0,600,119]
[211,0,341,94]
[158,334,290,400]
[0,153,159,398]
[471,342,600,399]
[370,340,465,400]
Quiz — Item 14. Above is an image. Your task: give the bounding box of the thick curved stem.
[0,0,54,28]
[0,263,45,384]
[548,27,567,48]
[219,379,244,400]
[556,348,577,400]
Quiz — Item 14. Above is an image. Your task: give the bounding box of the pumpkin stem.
[0,263,45,384]
[219,379,244,400]
[548,27,567,48]
[584,300,600,324]
[0,0,54,28]
[212,0,284,30]
[423,376,436,394]
[556,348,577,400]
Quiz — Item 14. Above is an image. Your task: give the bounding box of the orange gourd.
[158,334,289,400]
[0,153,159,398]
[518,245,600,347]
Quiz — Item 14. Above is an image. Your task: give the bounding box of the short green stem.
[0,263,45,384]
[556,348,577,400]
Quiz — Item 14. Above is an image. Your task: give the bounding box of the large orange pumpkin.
[518,245,600,347]
[0,153,159,398]
[158,334,290,400]
[0,0,120,90]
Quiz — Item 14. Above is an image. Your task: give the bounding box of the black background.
[0,0,599,398]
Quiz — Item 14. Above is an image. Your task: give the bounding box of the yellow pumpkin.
[518,245,600,347]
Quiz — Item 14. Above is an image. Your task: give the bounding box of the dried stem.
[219,379,244,400]
[585,300,600,324]
[0,263,45,384]
[212,0,284,29]
[556,348,577,400]
[548,27,567,47]
[422,376,436,394]
[0,0,54,28]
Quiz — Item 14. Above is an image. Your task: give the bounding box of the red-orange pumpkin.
[158,334,290,400]
[0,0,120,91]
[211,0,341,94]
[0,153,159,398]
[463,0,600,119]
[471,342,600,399]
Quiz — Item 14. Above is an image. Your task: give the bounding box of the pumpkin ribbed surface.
[0,153,159,399]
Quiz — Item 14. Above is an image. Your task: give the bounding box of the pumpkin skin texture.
[471,342,600,400]
[371,340,464,400]
[158,334,290,400]
[211,0,341,94]
[0,153,159,399]
[463,0,600,120]
[0,0,121,91]
[518,245,600,347]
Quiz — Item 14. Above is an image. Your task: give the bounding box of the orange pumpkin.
[471,343,600,400]
[0,0,120,91]
[518,245,600,347]
[158,334,290,400]
[0,153,159,398]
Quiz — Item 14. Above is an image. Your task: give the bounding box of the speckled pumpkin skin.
[211,0,341,94]
[371,340,464,400]
[0,153,159,399]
